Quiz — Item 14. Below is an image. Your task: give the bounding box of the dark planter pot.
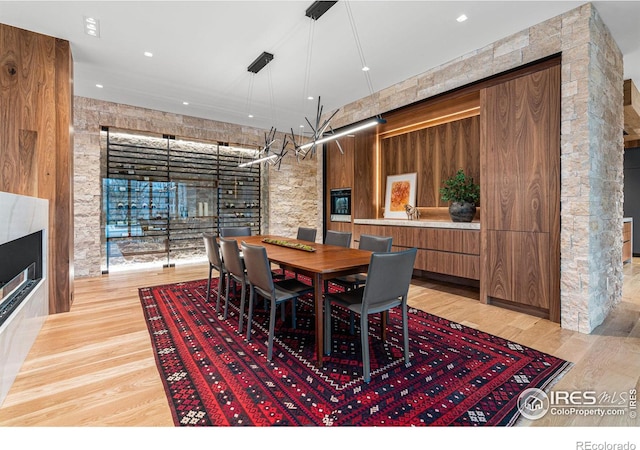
[449,202,476,222]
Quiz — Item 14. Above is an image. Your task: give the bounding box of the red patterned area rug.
[138,278,572,426]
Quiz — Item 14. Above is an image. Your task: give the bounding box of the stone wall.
[74,98,321,277]
[325,3,624,333]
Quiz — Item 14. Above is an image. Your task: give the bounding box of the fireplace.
[0,191,48,407]
[0,231,43,327]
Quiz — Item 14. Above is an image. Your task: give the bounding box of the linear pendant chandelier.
[238,153,277,168]
[296,117,385,151]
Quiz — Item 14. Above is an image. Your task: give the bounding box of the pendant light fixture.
[238,52,288,169]
[296,117,385,152]
[239,1,384,168]
[292,1,385,158]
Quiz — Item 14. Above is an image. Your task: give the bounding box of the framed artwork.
[384,173,417,219]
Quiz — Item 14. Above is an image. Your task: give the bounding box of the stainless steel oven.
[330,188,351,222]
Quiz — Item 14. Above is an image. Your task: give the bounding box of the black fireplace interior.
[0,230,43,326]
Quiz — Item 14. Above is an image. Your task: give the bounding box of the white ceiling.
[1,1,639,135]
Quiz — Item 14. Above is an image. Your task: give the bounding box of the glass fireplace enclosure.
[102,129,262,272]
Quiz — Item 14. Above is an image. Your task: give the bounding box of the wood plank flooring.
[0,259,639,427]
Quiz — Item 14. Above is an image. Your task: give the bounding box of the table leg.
[314,272,324,368]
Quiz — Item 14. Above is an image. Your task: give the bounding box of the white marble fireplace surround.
[0,192,49,407]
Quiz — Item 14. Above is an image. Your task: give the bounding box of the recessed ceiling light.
[95,84,103,88]
[362,66,370,72]
[307,96,314,100]
[456,14,468,23]
[248,114,254,118]
[299,125,304,128]
[84,16,100,38]
[182,101,189,105]
[144,51,153,58]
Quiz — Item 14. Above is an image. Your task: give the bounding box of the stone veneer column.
[326,4,623,333]
[73,98,320,278]
[562,6,624,332]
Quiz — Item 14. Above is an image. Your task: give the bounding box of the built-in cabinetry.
[354,220,480,281]
[103,129,261,270]
[480,63,561,321]
[324,56,561,322]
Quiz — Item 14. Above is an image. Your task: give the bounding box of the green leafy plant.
[440,169,480,204]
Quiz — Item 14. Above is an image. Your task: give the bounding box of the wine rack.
[103,128,261,271]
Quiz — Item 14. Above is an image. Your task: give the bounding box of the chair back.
[296,227,317,242]
[219,237,244,278]
[358,234,392,253]
[220,226,252,237]
[362,248,417,311]
[202,232,222,268]
[325,230,352,248]
[241,242,275,295]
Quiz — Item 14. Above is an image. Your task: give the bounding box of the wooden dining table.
[228,234,373,367]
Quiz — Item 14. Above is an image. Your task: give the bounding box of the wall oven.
[330,188,351,222]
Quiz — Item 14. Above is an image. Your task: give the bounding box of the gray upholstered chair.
[329,234,394,334]
[219,237,250,333]
[241,242,314,361]
[324,230,352,248]
[323,247,417,383]
[220,226,252,237]
[296,227,317,242]
[203,232,226,313]
[331,234,393,292]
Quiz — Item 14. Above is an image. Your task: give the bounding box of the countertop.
[623,217,633,223]
[353,218,480,230]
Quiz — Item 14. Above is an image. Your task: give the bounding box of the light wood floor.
[0,259,638,427]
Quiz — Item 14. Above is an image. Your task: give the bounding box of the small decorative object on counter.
[405,204,420,220]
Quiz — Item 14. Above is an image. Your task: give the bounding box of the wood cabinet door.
[486,230,550,309]
[482,65,559,233]
[481,62,560,320]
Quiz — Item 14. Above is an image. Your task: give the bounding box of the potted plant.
[440,169,480,222]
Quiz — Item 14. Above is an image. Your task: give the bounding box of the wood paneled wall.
[0,23,74,314]
[353,129,377,219]
[380,116,480,208]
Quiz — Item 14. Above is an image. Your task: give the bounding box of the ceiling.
[1,1,639,136]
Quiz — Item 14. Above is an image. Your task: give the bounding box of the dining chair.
[331,234,393,292]
[324,230,352,248]
[330,234,394,333]
[241,242,314,361]
[323,247,417,383]
[296,227,317,242]
[218,237,250,333]
[202,232,226,313]
[220,226,252,237]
